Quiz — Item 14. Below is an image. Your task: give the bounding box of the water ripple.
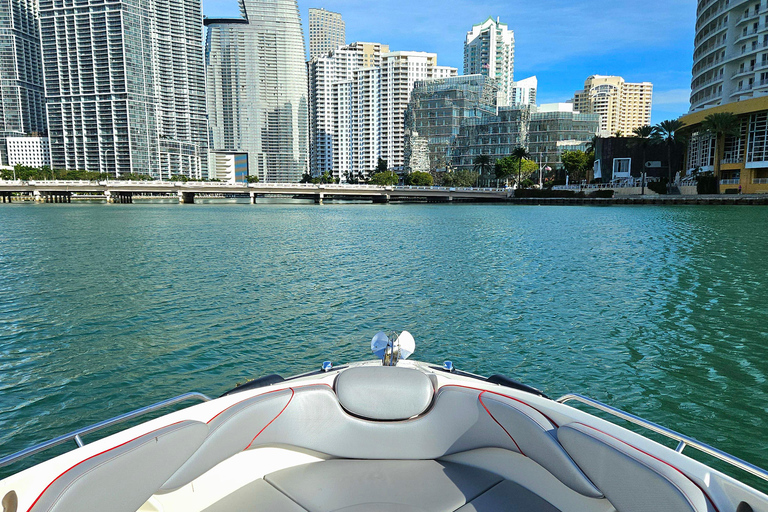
[0,203,767,482]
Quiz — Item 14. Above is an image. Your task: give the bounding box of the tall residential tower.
[0,0,46,165]
[309,8,345,60]
[680,0,768,193]
[464,17,514,106]
[206,0,308,182]
[40,0,208,178]
[572,75,652,137]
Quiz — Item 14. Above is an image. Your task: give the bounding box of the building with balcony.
[681,0,768,192]
[307,45,455,178]
[308,42,388,181]
[512,76,537,106]
[206,0,308,183]
[40,0,208,179]
[309,8,345,60]
[380,51,457,170]
[572,76,652,137]
[464,17,515,106]
[0,0,46,166]
[689,0,768,112]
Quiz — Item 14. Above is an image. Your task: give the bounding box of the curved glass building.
[206,0,308,182]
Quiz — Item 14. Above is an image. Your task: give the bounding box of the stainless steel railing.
[557,393,768,482]
[0,392,211,469]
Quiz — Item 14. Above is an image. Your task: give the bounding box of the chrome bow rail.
[0,392,211,469]
[557,393,768,482]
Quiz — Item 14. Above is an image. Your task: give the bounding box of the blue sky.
[203,0,696,125]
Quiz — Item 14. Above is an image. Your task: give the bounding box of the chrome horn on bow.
[371,330,415,366]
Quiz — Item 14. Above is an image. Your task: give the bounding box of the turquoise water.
[1,202,767,484]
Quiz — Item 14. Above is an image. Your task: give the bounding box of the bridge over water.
[0,181,511,204]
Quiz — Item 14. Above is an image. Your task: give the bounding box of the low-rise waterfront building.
[593,137,678,182]
[447,102,598,176]
[528,103,600,172]
[6,136,50,167]
[209,151,248,184]
[680,96,768,193]
[449,106,531,172]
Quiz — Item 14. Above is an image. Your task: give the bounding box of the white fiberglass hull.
[1,360,766,512]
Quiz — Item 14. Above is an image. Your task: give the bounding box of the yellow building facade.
[680,96,768,194]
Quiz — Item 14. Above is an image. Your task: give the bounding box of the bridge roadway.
[0,180,511,204]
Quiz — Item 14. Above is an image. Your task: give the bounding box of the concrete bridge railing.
[0,180,511,204]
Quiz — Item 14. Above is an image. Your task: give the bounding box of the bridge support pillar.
[447,195,453,202]
[250,192,256,205]
[105,190,114,203]
[33,190,42,202]
[315,192,324,204]
[373,194,390,204]
[179,191,195,204]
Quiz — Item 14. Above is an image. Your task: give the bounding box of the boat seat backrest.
[335,366,435,420]
[558,422,715,512]
[251,384,601,497]
[158,389,293,493]
[29,420,208,512]
[480,395,602,497]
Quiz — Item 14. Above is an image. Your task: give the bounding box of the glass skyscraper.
[206,0,308,183]
[0,0,46,165]
[40,0,208,178]
[404,75,498,172]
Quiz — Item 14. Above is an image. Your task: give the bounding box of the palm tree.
[473,154,493,187]
[585,135,599,155]
[653,119,687,193]
[511,146,531,186]
[631,125,656,175]
[701,112,741,181]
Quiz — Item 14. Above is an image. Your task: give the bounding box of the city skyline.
[203,0,695,126]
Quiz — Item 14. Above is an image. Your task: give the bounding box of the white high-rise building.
[512,76,537,105]
[690,0,768,111]
[206,0,308,182]
[380,52,457,170]
[464,17,515,106]
[0,0,46,165]
[309,8,345,60]
[308,45,455,177]
[308,42,388,180]
[572,75,652,137]
[40,0,208,179]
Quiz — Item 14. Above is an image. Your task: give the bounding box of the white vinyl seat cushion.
[558,422,716,512]
[202,459,562,512]
[29,420,208,512]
